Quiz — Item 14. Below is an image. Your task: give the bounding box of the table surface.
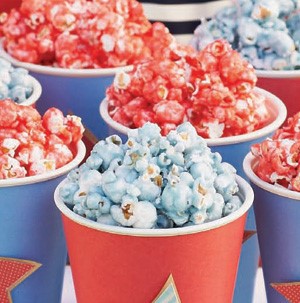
[62,266,267,303]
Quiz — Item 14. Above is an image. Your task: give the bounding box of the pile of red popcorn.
[0,0,175,68]
[252,112,300,192]
[0,100,84,179]
[107,39,270,138]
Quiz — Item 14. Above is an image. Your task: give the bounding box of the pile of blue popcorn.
[59,122,243,229]
[0,57,35,102]
[191,0,300,70]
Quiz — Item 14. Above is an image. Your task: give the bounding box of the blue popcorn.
[155,213,174,228]
[102,176,128,204]
[78,169,102,192]
[73,189,87,206]
[161,181,193,214]
[278,0,297,17]
[191,189,214,211]
[251,0,279,23]
[214,173,239,202]
[0,58,12,69]
[237,17,262,46]
[191,0,300,70]
[206,193,225,222]
[190,209,208,225]
[92,135,124,170]
[133,177,161,202]
[58,181,79,204]
[9,85,28,103]
[235,0,254,16]
[111,199,157,228]
[85,152,103,170]
[97,214,118,226]
[223,196,243,216]
[0,70,11,85]
[0,81,9,100]
[59,122,243,229]
[0,58,35,103]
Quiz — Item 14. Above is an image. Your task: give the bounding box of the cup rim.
[0,40,133,78]
[54,175,253,237]
[0,140,86,187]
[20,75,42,106]
[256,69,300,79]
[243,152,300,200]
[100,86,287,146]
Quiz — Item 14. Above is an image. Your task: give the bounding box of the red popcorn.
[0,99,84,179]
[106,39,270,138]
[252,112,300,192]
[0,0,176,68]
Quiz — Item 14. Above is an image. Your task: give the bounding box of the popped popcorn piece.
[252,112,300,191]
[191,0,300,71]
[0,99,84,179]
[59,122,243,229]
[0,58,34,103]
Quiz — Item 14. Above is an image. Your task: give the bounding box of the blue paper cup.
[0,44,132,140]
[100,87,287,303]
[0,141,85,303]
[244,152,300,303]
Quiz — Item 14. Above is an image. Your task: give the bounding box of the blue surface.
[0,176,67,303]
[31,72,114,141]
[252,184,300,303]
[210,138,270,303]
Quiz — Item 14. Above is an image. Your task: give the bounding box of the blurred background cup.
[0,0,21,12]
[0,44,132,141]
[256,70,300,117]
[100,86,287,303]
[55,175,253,303]
[0,141,85,303]
[244,152,300,303]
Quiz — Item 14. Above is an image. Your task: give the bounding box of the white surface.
[62,266,267,303]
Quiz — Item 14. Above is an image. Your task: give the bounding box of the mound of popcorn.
[191,0,300,70]
[59,122,243,229]
[0,99,84,179]
[0,0,177,68]
[252,112,300,191]
[0,57,35,103]
[106,39,270,138]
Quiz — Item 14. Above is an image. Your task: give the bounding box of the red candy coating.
[252,113,300,192]
[0,0,176,68]
[0,99,84,179]
[107,39,270,138]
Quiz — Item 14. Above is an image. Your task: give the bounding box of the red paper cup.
[55,175,253,303]
[256,70,300,117]
[99,86,287,303]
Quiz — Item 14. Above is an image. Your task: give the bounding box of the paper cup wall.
[100,86,287,303]
[256,69,300,117]
[55,175,253,303]
[20,74,42,107]
[244,152,300,303]
[0,141,85,303]
[0,44,132,141]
